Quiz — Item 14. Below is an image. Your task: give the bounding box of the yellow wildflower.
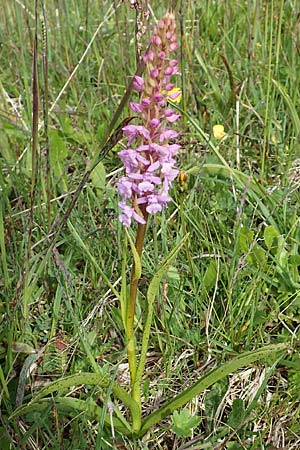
[213,124,226,139]
[166,87,182,103]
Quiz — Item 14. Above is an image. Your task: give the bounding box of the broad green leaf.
[59,115,74,136]
[202,260,217,291]
[167,265,180,281]
[137,343,287,437]
[90,161,106,197]
[97,123,106,141]
[227,399,245,428]
[49,129,67,166]
[248,244,267,268]
[171,409,201,437]
[239,227,254,253]
[276,236,288,268]
[264,225,280,250]
[86,329,97,346]
[49,129,68,191]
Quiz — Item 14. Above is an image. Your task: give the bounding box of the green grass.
[1,0,300,448]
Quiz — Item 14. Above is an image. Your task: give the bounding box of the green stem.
[127,220,147,340]
[127,216,148,339]
[131,282,155,407]
[126,208,148,430]
[132,235,189,417]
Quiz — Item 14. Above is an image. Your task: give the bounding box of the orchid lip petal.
[129,102,143,113]
[132,75,145,92]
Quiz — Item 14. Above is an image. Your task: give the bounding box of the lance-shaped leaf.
[137,343,288,437]
[10,372,139,427]
[10,397,132,436]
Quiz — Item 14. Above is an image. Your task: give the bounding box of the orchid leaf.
[137,343,287,437]
[10,397,132,436]
[10,372,139,424]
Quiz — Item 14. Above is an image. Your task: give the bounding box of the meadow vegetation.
[1,0,300,448]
